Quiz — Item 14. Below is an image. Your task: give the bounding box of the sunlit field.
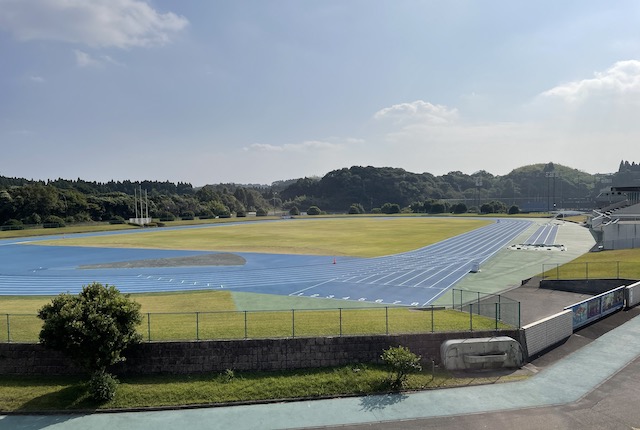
[35,217,491,258]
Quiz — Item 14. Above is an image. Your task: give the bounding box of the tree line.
[0,161,619,228]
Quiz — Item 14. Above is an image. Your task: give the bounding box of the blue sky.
[1,1,639,186]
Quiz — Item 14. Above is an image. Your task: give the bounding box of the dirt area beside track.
[79,253,246,269]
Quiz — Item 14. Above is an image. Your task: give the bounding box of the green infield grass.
[0,290,509,343]
[35,217,490,258]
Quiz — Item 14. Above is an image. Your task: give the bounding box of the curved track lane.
[0,219,531,306]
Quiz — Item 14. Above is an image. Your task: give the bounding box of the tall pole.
[553,174,557,211]
[272,192,277,216]
[134,187,139,219]
[139,186,143,221]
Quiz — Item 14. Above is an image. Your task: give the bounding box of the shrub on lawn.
[381,345,422,389]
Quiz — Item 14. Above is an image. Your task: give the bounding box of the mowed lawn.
[542,247,640,279]
[35,217,491,258]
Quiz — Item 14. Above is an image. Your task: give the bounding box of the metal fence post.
[244,311,248,339]
[495,303,499,330]
[556,263,559,280]
[431,305,434,333]
[617,261,620,279]
[147,312,151,342]
[292,309,295,338]
[469,303,473,331]
[6,314,10,343]
[586,262,589,280]
[518,302,521,329]
[385,307,389,335]
[196,312,200,341]
[339,308,342,337]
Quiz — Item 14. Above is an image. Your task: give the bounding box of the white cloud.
[245,140,344,153]
[28,75,44,83]
[541,60,640,104]
[0,0,188,49]
[73,50,123,68]
[74,50,100,67]
[367,84,640,176]
[373,100,459,125]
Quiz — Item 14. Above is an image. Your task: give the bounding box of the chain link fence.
[1,302,518,343]
[451,289,521,329]
[542,261,640,280]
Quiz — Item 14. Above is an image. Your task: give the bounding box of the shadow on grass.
[16,384,99,412]
[0,384,101,430]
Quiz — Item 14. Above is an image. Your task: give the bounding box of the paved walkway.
[2,309,640,430]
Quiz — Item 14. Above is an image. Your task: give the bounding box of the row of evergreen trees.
[1,161,626,227]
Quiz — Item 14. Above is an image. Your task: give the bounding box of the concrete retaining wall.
[626,281,640,308]
[522,310,573,357]
[0,330,521,376]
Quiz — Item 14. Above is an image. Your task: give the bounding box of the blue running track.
[524,223,558,245]
[0,219,532,307]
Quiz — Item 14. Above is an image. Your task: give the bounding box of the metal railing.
[0,304,518,343]
[541,261,640,281]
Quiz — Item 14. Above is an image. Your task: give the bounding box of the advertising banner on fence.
[566,286,625,329]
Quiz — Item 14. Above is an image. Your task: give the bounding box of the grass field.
[1,308,509,342]
[0,363,528,412]
[541,248,640,280]
[35,217,491,257]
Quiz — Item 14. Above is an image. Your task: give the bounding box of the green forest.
[0,161,631,229]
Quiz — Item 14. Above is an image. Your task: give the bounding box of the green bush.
[109,216,126,225]
[256,207,268,217]
[307,205,321,215]
[381,203,400,214]
[381,345,422,389]
[38,283,142,373]
[88,370,119,402]
[181,211,195,220]
[348,203,365,214]
[218,369,235,383]
[289,206,300,216]
[1,219,24,230]
[42,215,65,228]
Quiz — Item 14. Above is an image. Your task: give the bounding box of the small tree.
[307,205,321,215]
[508,205,520,215]
[38,283,142,401]
[256,207,268,216]
[381,345,422,389]
[381,202,400,214]
[289,206,300,216]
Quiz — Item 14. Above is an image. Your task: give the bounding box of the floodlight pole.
[273,192,277,216]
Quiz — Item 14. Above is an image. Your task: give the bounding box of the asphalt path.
[0,219,532,306]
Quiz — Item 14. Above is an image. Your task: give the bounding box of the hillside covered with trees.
[0,161,629,229]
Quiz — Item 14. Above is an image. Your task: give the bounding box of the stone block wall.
[0,330,521,376]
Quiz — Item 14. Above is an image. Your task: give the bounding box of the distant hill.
[0,162,623,225]
[278,162,600,212]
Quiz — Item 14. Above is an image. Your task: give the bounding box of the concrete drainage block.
[441,336,524,371]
